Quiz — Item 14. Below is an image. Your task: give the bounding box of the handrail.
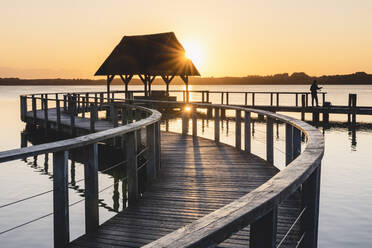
[0,102,161,163]
[1,93,163,248]
[117,98,324,248]
[12,92,323,247]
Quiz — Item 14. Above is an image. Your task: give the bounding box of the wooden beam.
[161,75,175,94]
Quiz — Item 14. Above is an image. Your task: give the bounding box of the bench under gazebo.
[95,32,200,102]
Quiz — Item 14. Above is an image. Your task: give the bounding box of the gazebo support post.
[138,74,148,97]
[180,75,189,102]
[161,75,175,96]
[148,75,156,96]
[107,75,115,101]
[119,75,133,99]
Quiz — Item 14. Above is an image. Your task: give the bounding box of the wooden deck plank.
[68,132,300,247]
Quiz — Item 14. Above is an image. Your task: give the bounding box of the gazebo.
[95,32,200,101]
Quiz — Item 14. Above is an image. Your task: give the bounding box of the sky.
[1,0,372,79]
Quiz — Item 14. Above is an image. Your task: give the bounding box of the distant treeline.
[1,72,372,85]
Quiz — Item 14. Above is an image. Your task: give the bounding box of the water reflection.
[21,126,131,214]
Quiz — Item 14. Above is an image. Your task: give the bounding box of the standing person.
[310,80,322,107]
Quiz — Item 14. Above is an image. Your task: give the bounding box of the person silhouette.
[310,80,322,107]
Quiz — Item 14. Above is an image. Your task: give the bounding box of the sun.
[182,41,204,69]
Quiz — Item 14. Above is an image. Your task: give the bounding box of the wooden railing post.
[90,104,97,132]
[220,92,224,104]
[43,97,48,131]
[81,97,86,118]
[270,93,273,106]
[53,150,69,248]
[146,123,156,180]
[100,93,104,107]
[20,95,27,122]
[111,103,119,127]
[32,95,37,124]
[301,94,306,121]
[235,110,241,149]
[305,93,309,107]
[250,207,278,248]
[56,100,61,130]
[206,91,210,103]
[63,95,67,111]
[285,123,293,165]
[155,121,161,170]
[40,94,44,110]
[276,93,279,106]
[244,111,251,153]
[192,108,197,137]
[266,117,274,164]
[126,131,138,205]
[252,93,255,106]
[296,93,299,107]
[293,127,301,160]
[84,143,99,234]
[301,165,321,248]
[70,96,76,136]
[245,92,248,105]
[226,92,229,105]
[214,107,220,142]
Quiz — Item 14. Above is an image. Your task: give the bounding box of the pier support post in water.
[312,109,319,126]
[84,144,99,234]
[348,94,357,125]
[235,110,241,149]
[250,207,278,248]
[214,107,220,142]
[244,111,251,153]
[126,131,138,205]
[20,95,27,122]
[323,102,330,125]
[285,123,293,165]
[53,150,69,248]
[266,117,274,164]
[301,165,321,248]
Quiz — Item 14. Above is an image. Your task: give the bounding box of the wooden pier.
[1,92,324,248]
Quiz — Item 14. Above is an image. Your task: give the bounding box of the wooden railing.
[3,93,162,248]
[118,98,324,248]
[13,91,324,247]
[167,90,327,107]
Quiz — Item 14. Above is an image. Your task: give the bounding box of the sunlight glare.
[183,41,204,69]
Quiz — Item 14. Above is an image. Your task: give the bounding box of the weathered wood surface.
[69,133,301,248]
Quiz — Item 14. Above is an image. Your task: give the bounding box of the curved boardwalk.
[69,133,300,248]
[26,108,301,247]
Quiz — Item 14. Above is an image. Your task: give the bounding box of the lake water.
[0,84,372,247]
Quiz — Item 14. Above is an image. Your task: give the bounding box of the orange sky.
[1,0,372,79]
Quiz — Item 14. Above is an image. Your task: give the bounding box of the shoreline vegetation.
[1,72,372,86]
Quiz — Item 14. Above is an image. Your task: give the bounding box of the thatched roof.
[95,32,200,76]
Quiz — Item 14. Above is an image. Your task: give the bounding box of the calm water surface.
[0,85,372,247]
